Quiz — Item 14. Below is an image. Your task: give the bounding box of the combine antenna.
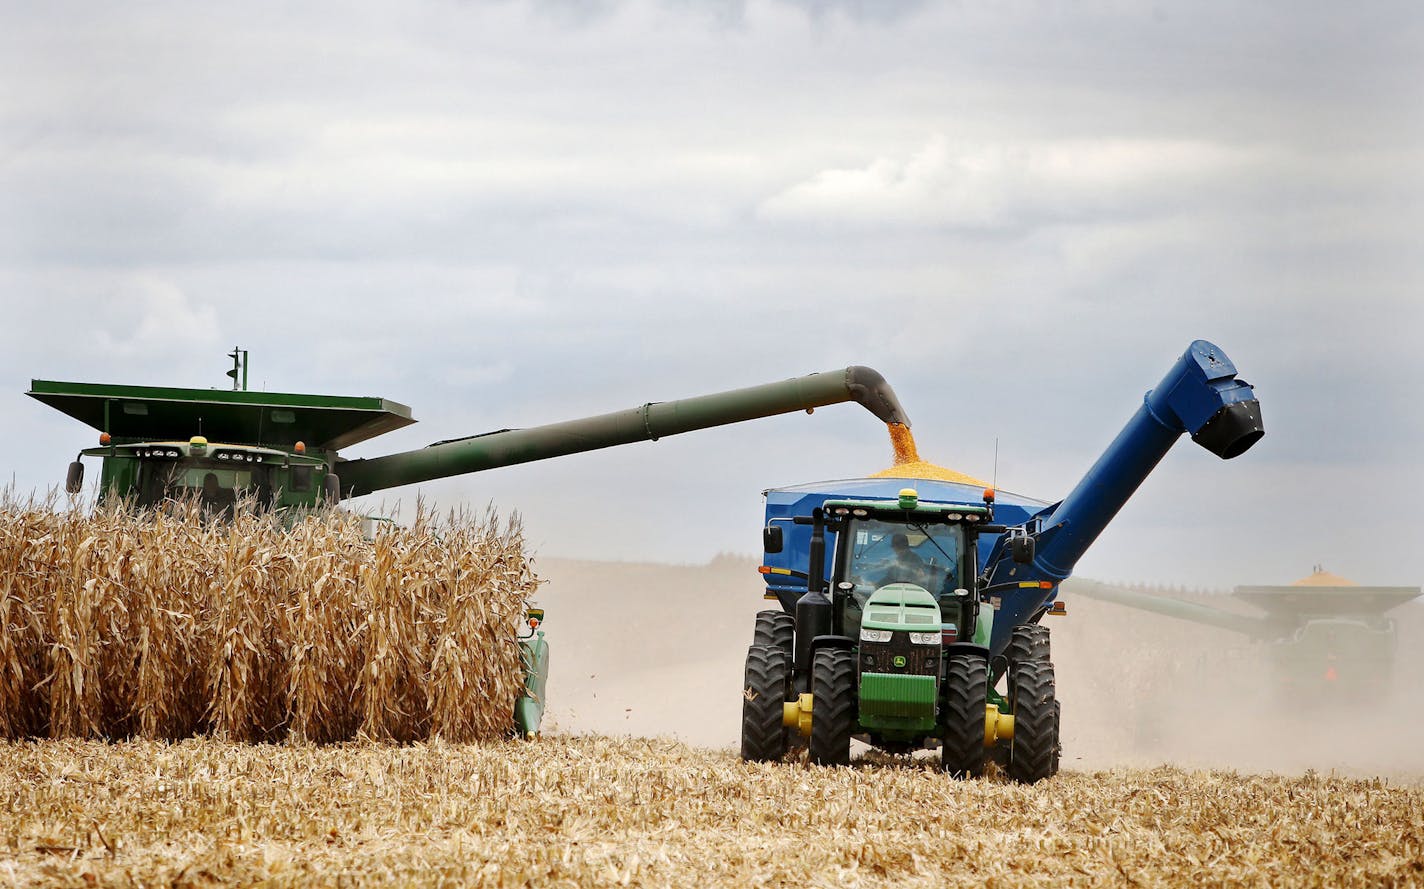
[225,347,248,391]
[992,437,999,490]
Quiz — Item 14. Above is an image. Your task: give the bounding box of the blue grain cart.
[742,340,1264,781]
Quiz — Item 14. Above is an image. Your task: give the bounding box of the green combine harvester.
[1075,572,1421,704]
[29,350,912,738]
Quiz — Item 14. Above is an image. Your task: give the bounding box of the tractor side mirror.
[763,525,783,553]
[323,472,341,504]
[65,460,84,494]
[1009,535,1036,565]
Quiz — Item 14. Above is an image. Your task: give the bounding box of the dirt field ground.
[3,735,1421,887]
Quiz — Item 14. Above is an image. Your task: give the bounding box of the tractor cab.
[822,491,993,648]
[746,484,1052,780]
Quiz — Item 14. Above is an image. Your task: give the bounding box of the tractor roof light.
[294,441,306,454]
[98,433,111,446]
[983,487,996,503]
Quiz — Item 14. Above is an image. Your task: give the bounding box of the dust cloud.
[536,557,1424,779]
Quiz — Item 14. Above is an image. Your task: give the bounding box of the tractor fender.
[943,642,991,660]
[809,634,856,654]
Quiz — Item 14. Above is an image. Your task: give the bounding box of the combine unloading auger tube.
[982,340,1263,655]
[337,366,909,497]
[1073,583,1274,638]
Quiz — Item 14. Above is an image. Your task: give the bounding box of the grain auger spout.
[336,366,909,497]
[981,339,1264,652]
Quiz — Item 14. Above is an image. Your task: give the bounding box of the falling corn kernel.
[872,423,988,486]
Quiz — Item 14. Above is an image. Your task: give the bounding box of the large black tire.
[753,610,795,659]
[1005,623,1051,669]
[940,654,988,778]
[741,645,790,762]
[1007,660,1059,783]
[808,648,857,767]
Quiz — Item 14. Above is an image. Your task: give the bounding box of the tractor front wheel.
[1006,660,1060,783]
[741,644,789,762]
[940,654,987,778]
[809,648,857,767]
[753,609,794,660]
[1005,624,1051,670]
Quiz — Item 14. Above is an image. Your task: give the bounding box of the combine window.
[136,460,273,515]
[290,465,312,492]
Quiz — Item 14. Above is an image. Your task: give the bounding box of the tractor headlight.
[859,628,893,643]
[908,631,940,645]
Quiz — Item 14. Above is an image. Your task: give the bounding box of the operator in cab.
[888,533,926,579]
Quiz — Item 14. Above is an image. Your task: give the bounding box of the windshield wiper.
[912,522,957,565]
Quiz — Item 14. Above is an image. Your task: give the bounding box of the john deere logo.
[893,655,907,668]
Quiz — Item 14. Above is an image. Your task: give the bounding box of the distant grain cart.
[28,353,911,738]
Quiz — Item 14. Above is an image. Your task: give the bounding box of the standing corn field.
[0,495,539,743]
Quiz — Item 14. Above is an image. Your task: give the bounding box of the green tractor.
[743,489,1058,782]
[741,340,1266,780]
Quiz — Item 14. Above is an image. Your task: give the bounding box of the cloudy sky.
[2,0,1420,588]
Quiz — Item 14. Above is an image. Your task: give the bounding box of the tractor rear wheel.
[1006,660,1059,783]
[1005,624,1051,669]
[753,610,795,659]
[741,644,789,762]
[940,654,987,778]
[809,648,857,767]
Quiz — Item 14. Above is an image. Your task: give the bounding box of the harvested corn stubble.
[0,495,538,743]
[0,735,1420,888]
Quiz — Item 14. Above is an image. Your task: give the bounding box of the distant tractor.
[741,341,1266,781]
[29,354,912,738]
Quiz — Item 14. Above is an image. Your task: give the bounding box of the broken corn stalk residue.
[872,423,988,486]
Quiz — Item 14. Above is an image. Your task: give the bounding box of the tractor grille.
[859,634,938,677]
